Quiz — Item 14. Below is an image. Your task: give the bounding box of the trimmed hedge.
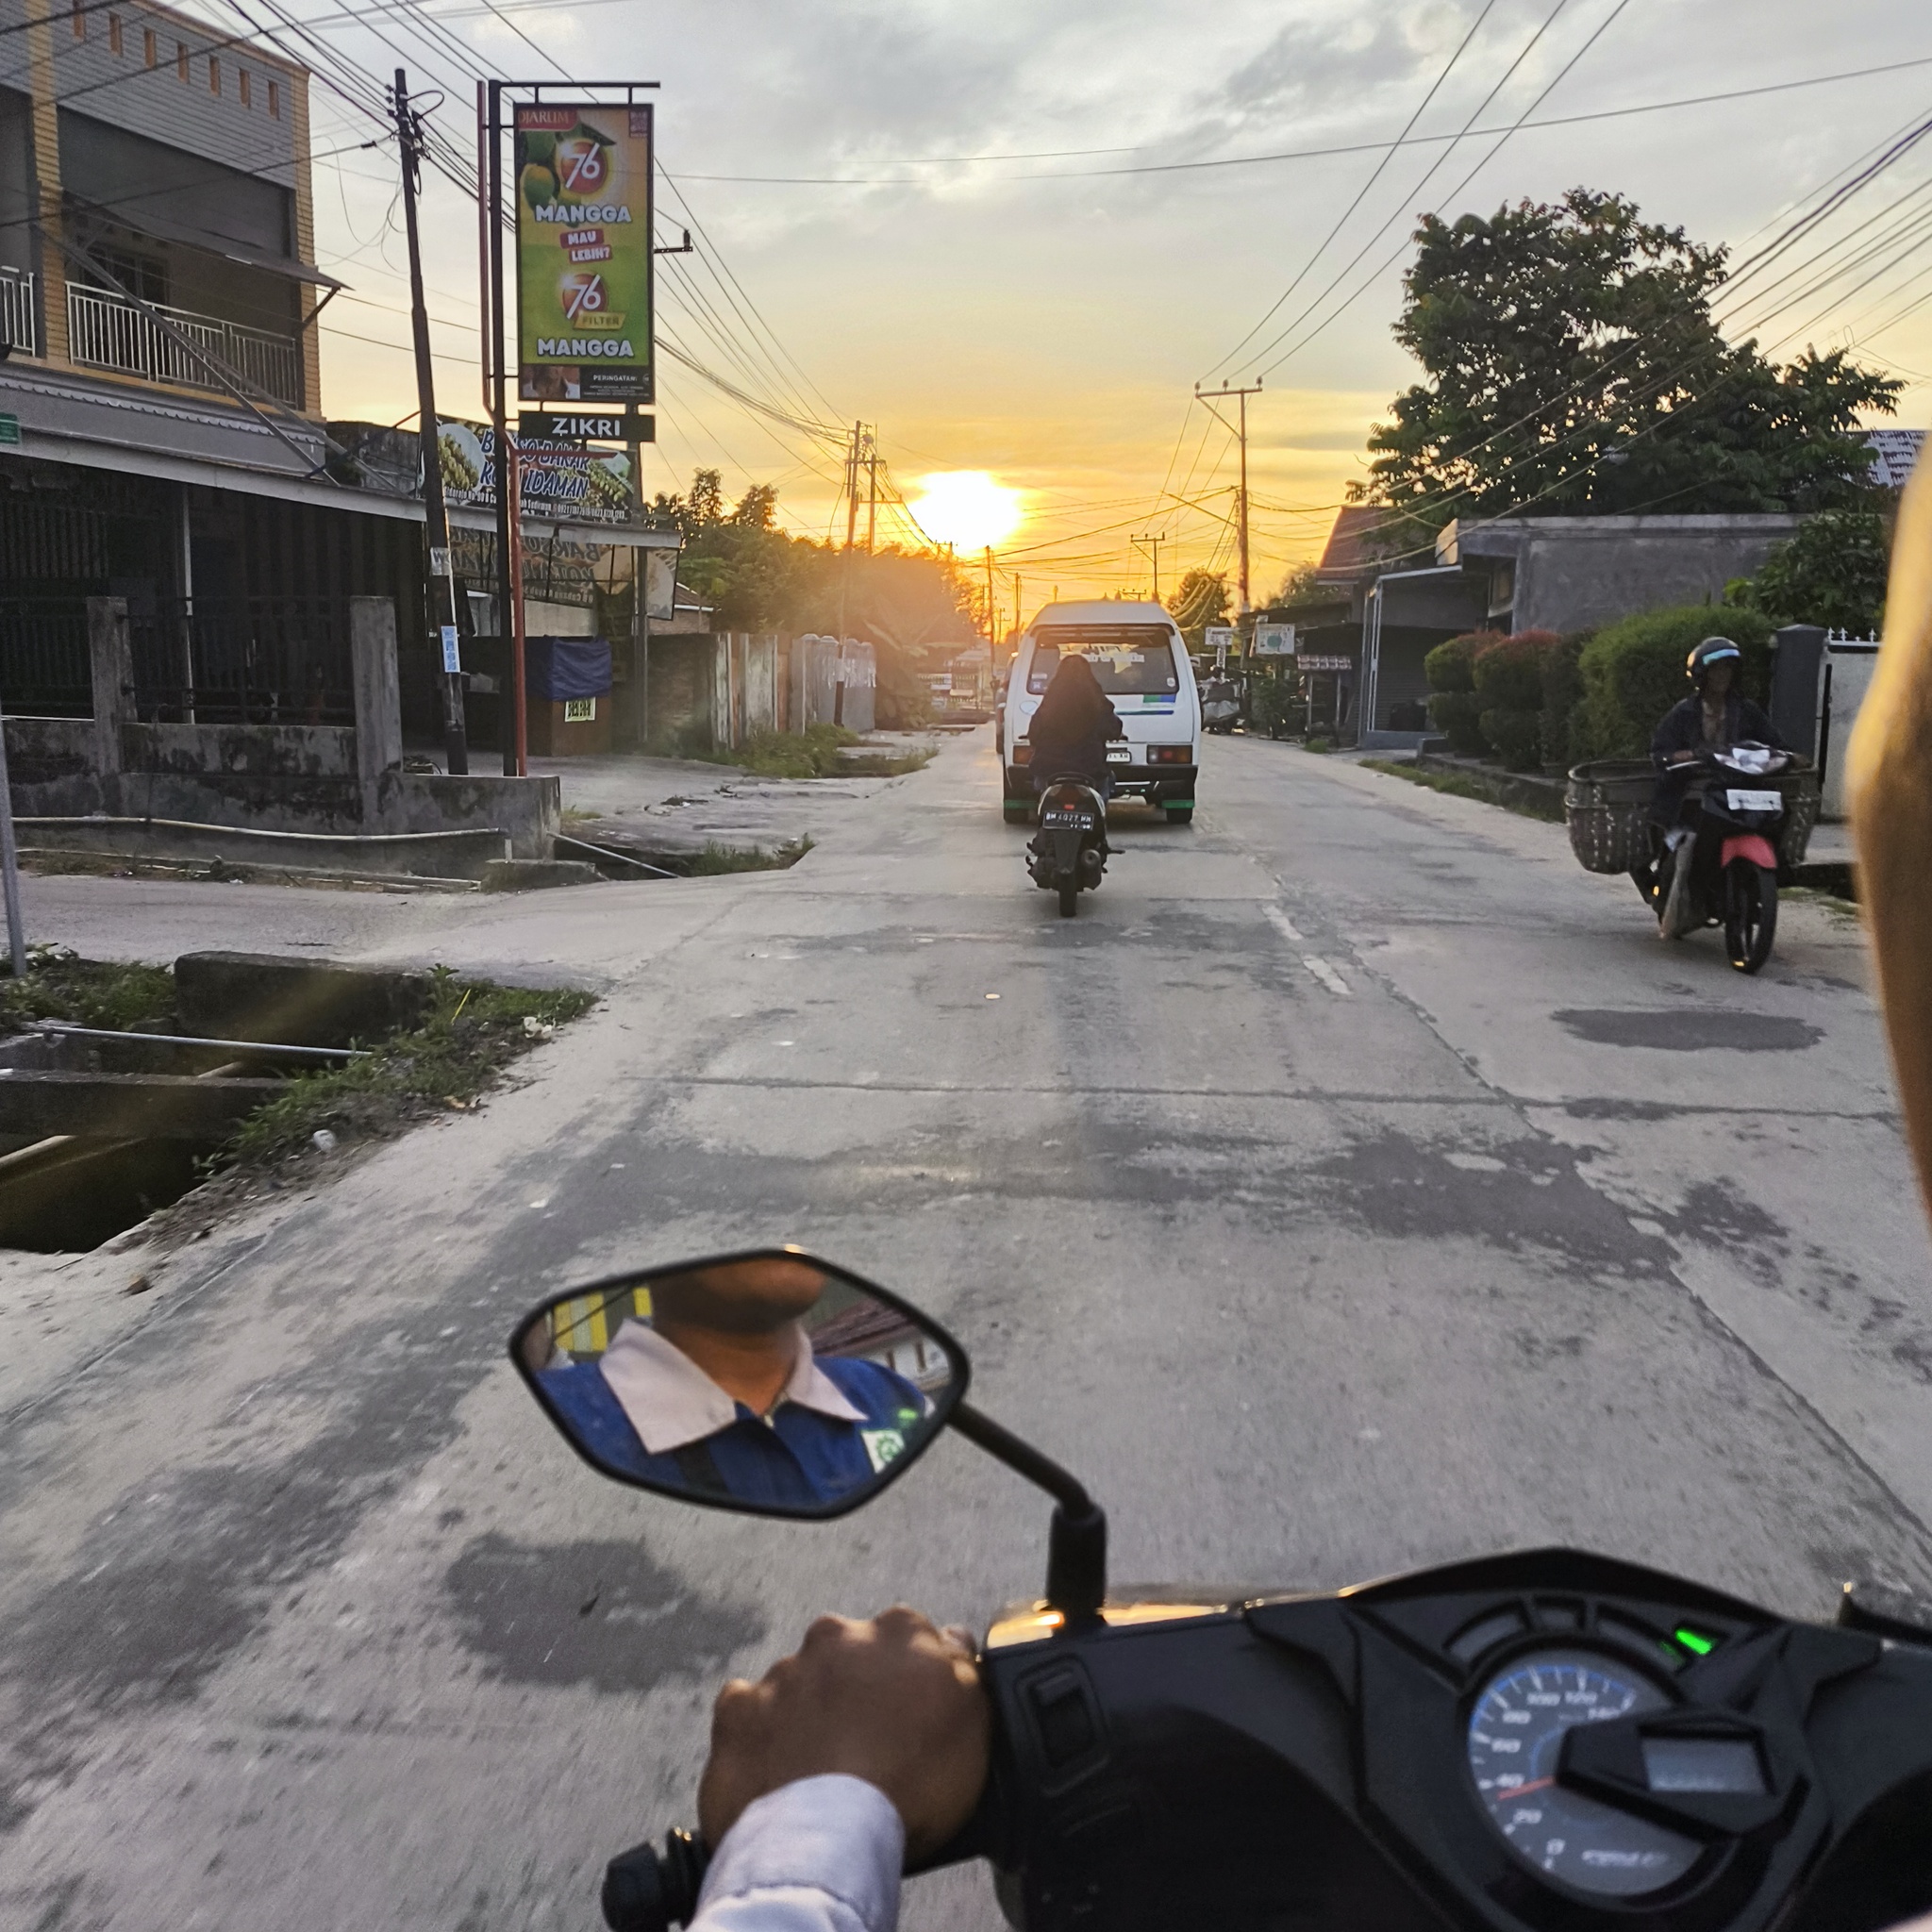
[1574,607,1774,760]
[1424,632,1494,693]
[1473,630,1557,772]
[1425,631,1498,755]
[1539,631,1591,774]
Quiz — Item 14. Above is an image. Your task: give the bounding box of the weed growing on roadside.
[218,971,597,1169]
[0,947,175,1032]
[1361,758,1565,823]
[688,835,814,875]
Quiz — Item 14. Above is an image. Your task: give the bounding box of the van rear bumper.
[1005,763,1197,803]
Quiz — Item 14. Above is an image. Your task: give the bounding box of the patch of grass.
[841,747,935,776]
[687,835,814,875]
[1361,758,1565,823]
[218,966,596,1171]
[559,806,602,826]
[1304,736,1333,755]
[0,946,175,1032]
[675,724,858,779]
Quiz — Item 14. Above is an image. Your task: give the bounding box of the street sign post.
[517,408,654,443]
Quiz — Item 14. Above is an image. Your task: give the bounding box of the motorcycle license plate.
[1107,748,1131,762]
[1725,789,1781,813]
[1041,808,1096,829]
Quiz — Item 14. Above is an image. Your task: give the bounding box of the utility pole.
[393,70,467,774]
[836,420,860,646]
[984,546,995,650]
[1195,378,1262,613]
[864,430,877,555]
[1132,532,1164,602]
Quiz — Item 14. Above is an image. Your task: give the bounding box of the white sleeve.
[690,1774,905,1932]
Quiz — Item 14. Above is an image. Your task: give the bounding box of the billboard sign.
[1204,625,1236,657]
[514,103,654,405]
[1253,623,1296,656]
[439,421,636,525]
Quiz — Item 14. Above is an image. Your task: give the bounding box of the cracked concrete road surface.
[3,730,1929,1931]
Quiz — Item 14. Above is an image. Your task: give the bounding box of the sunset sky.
[309,0,1932,610]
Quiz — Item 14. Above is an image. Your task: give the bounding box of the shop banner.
[439,421,635,525]
[514,102,654,405]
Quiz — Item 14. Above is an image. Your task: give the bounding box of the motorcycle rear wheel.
[1058,878,1078,918]
[1724,860,1777,974]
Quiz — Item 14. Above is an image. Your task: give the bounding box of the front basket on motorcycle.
[1773,762,1822,870]
[1564,759,1656,874]
[1564,757,1822,877]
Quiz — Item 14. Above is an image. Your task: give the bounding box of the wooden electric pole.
[1133,532,1163,603]
[1195,378,1262,613]
[392,70,468,774]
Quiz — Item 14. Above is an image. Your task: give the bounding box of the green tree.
[1358,189,1901,529]
[1724,508,1890,635]
[1170,568,1230,651]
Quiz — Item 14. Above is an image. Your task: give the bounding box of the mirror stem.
[949,1400,1108,1621]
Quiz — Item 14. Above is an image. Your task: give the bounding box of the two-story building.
[0,0,675,756]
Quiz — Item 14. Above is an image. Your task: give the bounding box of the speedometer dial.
[1467,1649,1701,1897]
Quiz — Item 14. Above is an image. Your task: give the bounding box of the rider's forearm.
[1849,455,1932,1226]
[690,1774,904,1932]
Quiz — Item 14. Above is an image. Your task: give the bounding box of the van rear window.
[1027,626,1179,695]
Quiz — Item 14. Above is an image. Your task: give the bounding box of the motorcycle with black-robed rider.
[1021,653,1120,917]
[1643,636,1790,974]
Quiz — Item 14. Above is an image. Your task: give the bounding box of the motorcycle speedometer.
[1466,1648,1702,1897]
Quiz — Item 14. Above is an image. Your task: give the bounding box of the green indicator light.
[1674,1626,1717,1657]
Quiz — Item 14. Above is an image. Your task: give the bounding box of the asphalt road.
[3,729,1928,1932]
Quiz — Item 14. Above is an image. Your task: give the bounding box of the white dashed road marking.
[1302,955,1352,997]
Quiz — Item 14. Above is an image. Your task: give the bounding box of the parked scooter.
[1025,742,1125,917]
[1641,743,1789,974]
[511,1248,1932,1932]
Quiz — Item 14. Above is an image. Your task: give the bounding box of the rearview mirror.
[509,1249,969,1518]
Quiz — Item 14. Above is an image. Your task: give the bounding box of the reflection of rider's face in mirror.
[530,1261,942,1510]
[649,1259,826,1416]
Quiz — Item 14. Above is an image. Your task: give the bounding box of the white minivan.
[1002,600,1202,825]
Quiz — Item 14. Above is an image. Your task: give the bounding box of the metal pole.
[0,703,26,978]
[394,68,468,776]
[864,431,876,555]
[984,546,995,648]
[835,421,858,645]
[1238,386,1250,615]
[486,79,519,776]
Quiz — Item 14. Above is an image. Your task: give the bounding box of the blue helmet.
[1687,636,1741,684]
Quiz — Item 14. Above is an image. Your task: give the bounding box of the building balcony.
[65,283,302,408]
[1,269,38,358]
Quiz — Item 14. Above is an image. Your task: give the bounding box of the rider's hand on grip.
[697,1606,990,1861]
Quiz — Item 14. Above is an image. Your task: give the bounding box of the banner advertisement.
[439,422,635,525]
[1253,623,1296,656]
[513,102,654,405]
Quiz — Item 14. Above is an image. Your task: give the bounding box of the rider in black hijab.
[1026,653,1118,790]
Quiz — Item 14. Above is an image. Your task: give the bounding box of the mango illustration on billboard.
[514,103,654,405]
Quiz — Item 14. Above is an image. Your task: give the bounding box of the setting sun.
[908,472,1024,553]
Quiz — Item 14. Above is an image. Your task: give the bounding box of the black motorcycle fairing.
[971,1548,1928,1932]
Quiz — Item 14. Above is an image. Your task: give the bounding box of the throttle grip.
[602,1827,708,1932]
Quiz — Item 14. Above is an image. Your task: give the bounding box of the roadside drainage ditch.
[0,951,591,1253]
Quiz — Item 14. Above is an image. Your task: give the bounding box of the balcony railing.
[0,268,37,357]
[65,284,302,408]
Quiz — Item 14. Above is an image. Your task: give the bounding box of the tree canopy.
[643,470,979,724]
[1169,568,1230,648]
[1724,508,1891,637]
[1357,189,1901,531]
